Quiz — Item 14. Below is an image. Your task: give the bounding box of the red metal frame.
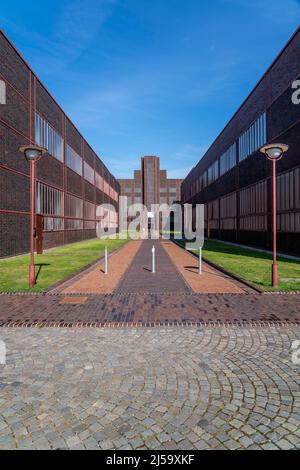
[272,159,278,288]
[29,160,36,288]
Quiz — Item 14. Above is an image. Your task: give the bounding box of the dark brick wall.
[0,83,30,137]
[0,212,29,257]
[83,142,95,167]
[271,75,300,139]
[276,121,300,175]
[0,167,29,212]
[35,81,63,133]
[0,33,29,97]
[66,118,81,155]
[43,231,64,250]
[96,189,104,206]
[66,168,82,197]
[182,28,300,255]
[36,154,64,189]
[183,29,300,180]
[0,123,30,175]
[0,31,119,258]
[64,229,96,245]
[95,156,104,176]
[84,181,95,203]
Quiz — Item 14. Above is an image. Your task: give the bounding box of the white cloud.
[174,144,208,162]
[53,0,116,60]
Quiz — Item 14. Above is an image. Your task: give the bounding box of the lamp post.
[260,143,289,288]
[19,145,47,288]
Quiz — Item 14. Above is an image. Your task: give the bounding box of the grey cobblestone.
[0,326,299,450]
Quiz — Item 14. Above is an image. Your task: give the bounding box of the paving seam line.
[0,320,299,329]
[160,240,193,293]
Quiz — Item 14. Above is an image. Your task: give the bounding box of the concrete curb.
[0,320,299,329]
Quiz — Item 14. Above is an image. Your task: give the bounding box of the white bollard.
[199,247,202,275]
[104,245,108,275]
[152,246,155,274]
[0,340,6,365]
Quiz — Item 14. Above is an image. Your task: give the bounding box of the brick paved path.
[0,293,299,326]
[59,241,142,295]
[116,240,191,293]
[58,239,244,295]
[162,241,247,294]
[0,326,299,450]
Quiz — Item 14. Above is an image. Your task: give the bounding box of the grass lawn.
[0,237,128,293]
[178,239,300,292]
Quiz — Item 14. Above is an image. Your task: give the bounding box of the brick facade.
[118,156,182,209]
[181,27,300,255]
[0,30,120,258]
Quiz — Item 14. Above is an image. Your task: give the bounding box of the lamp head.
[19,145,47,162]
[260,143,289,161]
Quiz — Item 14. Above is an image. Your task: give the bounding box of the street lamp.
[260,143,289,288]
[19,145,47,288]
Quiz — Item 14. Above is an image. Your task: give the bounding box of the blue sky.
[1,0,299,178]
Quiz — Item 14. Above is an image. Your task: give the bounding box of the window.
[239,112,267,162]
[35,113,63,162]
[66,145,82,175]
[220,193,237,230]
[65,193,83,229]
[84,200,95,220]
[239,181,267,231]
[84,201,95,229]
[207,161,219,185]
[36,182,64,231]
[206,200,219,230]
[95,172,104,191]
[104,180,110,195]
[146,160,155,207]
[84,162,94,184]
[160,188,167,194]
[200,172,207,191]
[277,168,300,233]
[220,144,236,176]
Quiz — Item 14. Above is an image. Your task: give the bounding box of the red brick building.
[118,156,182,210]
[0,31,120,258]
[181,27,300,255]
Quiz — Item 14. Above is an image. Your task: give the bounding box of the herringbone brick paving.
[116,239,191,293]
[0,292,299,326]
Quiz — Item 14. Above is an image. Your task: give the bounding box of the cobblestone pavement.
[0,293,300,326]
[0,326,299,450]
